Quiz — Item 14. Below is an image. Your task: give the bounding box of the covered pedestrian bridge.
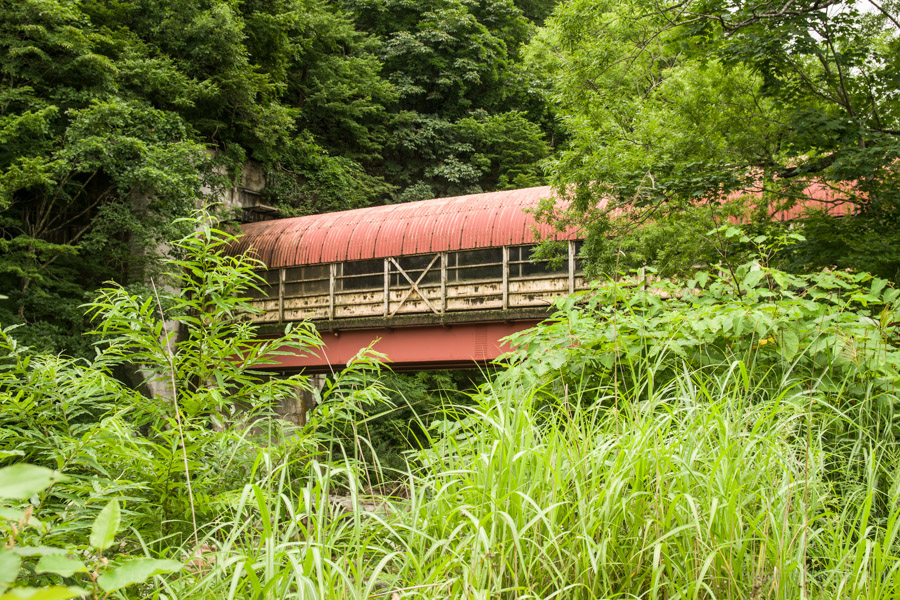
[230,181,854,372]
[230,186,586,372]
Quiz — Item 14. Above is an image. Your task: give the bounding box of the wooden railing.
[247,242,587,325]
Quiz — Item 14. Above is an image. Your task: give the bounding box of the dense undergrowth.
[2,224,900,599]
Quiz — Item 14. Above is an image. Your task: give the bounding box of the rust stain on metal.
[234,186,577,269]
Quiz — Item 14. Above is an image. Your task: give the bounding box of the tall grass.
[5,227,898,598]
[163,356,900,599]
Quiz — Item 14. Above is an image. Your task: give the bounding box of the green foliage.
[573,199,767,278]
[0,215,410,600]
[96,558,183,593]
[88,499,120,552]
[327,369,484,479]
[0,0,210,353]
[788,210,900,282]
[0,463,180,598]
[0,217,325,547]
[0,465,66,501]
[502,253,900,465]
[345,0,553,199]
[529,0,900,279]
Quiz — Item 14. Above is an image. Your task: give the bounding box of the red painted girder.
[256,321,540,373]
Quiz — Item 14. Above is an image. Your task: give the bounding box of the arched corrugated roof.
[232,186,579,268]
[231,183,855,269]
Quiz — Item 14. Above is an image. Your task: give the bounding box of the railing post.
[502,246,509,310]
[383,258,390,317]
[329,263,336,320]
[440,252,447,314]
[278,267,285,323]
[568,240,576,294]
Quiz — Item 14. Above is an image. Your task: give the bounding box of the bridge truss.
[246,241,587,371]
[248,241,586,327]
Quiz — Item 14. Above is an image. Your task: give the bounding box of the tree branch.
[777,153,837,178]
[866,0,900,29]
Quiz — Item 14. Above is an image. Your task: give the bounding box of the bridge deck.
[234,182,855,372]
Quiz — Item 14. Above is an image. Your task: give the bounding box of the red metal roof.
[232,183,855,268]
[233,186,576,268]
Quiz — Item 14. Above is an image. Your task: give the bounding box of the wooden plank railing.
[247,241,587,325]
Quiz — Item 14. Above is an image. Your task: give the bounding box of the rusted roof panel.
[471,207,496,249]
[238,186,569,268]
[347,216,381,262]
[374,205,408,258]
[234,184,853,269]
[493,202,527,247]
[432,205,467,253]
[408,213,435,255]
[458,208,479,251]
[296,212,339,264]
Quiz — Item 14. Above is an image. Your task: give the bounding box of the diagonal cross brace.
[389,255,441,316]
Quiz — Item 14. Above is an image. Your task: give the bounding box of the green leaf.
[35,555,87,578]
[89,499,120,551]
[0,587,87,600]
[742,269,765,290]
[97,559,182,592]
[0,509,45,533]
[0,465,66,500]
[779,329,800,360]
[871,278,888,298]
[0,451,23,461]
[0,550,21,590]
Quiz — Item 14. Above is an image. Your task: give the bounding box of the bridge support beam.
[260,320,540,374]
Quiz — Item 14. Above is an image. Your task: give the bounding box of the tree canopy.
[529,0,900,279]
[0,0,554,352]
[343,0,554,200]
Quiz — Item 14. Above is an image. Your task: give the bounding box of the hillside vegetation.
[0,0,554,352]
[2,222,899,598]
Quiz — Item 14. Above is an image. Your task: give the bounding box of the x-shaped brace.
[389,255,440,316]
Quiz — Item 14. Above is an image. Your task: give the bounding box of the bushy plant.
[504,238,900,418]
[0,217,329,553]
[163,356,900,599]
[82,218,328,536]
[324,369,485,484]
[0,463,182,600]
